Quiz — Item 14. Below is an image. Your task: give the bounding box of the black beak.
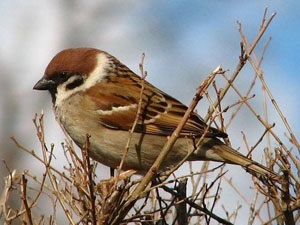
[33,78,56,90]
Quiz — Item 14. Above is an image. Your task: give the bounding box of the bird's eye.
[60,72,67,76]
[59,72,68,79]
[53,72,70,83]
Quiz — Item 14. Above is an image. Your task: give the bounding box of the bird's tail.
[195,138,281,183]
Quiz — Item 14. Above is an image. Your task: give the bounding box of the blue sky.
[0,1,299,224]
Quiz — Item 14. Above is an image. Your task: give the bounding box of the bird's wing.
[87,65,227,138]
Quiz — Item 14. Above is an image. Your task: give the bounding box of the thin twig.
[117,53,147,179]
[21,174,33,225]
[204,11,276,123]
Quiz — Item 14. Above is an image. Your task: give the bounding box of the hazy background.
[1,1,299,224]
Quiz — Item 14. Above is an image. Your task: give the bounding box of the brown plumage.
[33,48,280,182]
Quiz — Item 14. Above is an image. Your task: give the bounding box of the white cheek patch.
[83,53,110,90]
[55,53,110,108]
[56,83,75,107]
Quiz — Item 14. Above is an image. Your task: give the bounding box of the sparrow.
[33,48,278,181]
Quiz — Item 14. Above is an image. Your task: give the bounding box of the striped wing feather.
[87,66,227,138]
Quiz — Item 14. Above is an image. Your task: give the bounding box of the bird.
[33,48,279,182]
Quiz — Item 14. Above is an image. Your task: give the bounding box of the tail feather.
[195,138,281,183]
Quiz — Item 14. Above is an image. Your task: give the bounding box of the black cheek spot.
[66,77,84,90]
